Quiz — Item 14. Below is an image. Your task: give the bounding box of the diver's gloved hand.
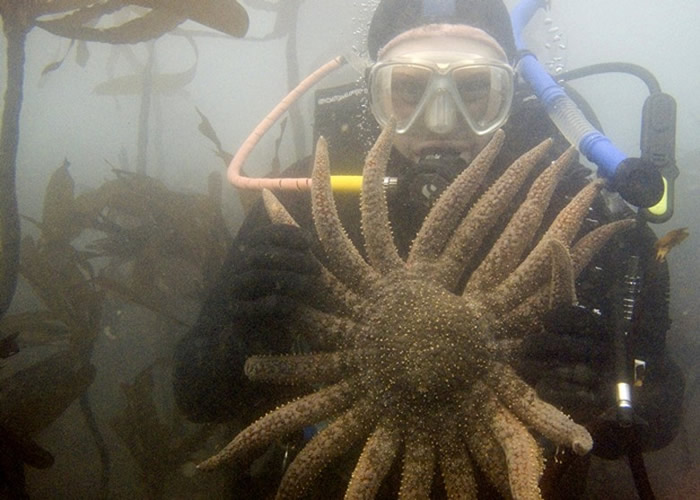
[517,304,614,418]
[173,223,321,422]
[214,223,322,320]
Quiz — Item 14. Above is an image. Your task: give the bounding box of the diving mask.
[368,56,514,135]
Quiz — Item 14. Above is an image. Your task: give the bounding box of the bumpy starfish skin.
[198,124,634,499]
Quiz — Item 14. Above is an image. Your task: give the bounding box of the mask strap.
[422,0,457,18]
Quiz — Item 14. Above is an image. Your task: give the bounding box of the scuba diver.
[173,0,684,497]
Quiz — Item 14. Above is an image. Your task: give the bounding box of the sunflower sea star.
[197,123,634,499]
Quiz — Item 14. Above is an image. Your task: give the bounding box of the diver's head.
[366,0,516,163]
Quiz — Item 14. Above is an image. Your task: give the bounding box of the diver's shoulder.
[506,91,561,140]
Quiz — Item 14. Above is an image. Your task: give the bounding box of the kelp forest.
[0,1,310,497]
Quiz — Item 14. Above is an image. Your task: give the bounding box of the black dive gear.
[595,223,672,500]
[206,223,320,319]
[173,223,320,422]
[516,208,683,497]
[608,88,677,213]
[367,0,517,62]
[518,303,612,420]
[555,62,678,221]
[611,157,665,209]
[398,151,467,209]
[640,92,678,222]
[608,246,657,499]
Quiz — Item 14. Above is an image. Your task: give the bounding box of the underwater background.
[0,0,697,498]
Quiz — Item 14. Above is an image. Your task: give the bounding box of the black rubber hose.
[556,62,661,94]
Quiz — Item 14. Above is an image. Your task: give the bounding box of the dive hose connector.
[616,382,634,424]
[617,382,633,410]
[328,175,396,193]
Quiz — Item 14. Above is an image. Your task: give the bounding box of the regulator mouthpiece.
[611,158,664,209]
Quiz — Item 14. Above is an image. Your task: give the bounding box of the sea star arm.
[490,238,578,317]
[311,136,379,292]
[489,404,545,500]
[497,220,634,331]
[286,305,358,350]
[545,179,605,244]
[262,188,298,226]
[276,403,373,500]
[435,138,553,289]
[197,380,354,470]
[438,428,478,499]
[459,389,511,497]
[360,120,406,274]
[399,430,436,499]
[465,147,576,293]
[345,421,401,499]
[490,180,604,312]
[494,289,549,336]
[262,188,364,317]
[485,363,593,455]
[570,219,635,274]
[409,129,505,266]
[245,351,359,385]
[313,269,365,319]
[547,238,577,308]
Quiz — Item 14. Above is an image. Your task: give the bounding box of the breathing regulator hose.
[227,0,677,224]
[511,0,676,221]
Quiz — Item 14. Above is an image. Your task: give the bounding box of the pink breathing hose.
[227,55,347,192]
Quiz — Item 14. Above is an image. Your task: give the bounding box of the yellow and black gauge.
[639,92,678,223]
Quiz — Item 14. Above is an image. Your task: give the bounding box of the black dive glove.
[517,304,614,422]
[211,223,321,320]
[173,223,321,422]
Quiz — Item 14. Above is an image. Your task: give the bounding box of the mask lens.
[453,65,512,133]
[370,64,432,132]
[390,65,432,122]
[370,61,513,135]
